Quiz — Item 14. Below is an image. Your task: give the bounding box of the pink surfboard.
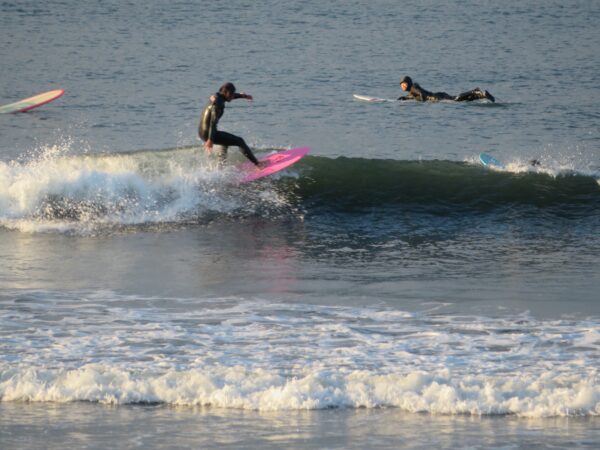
[239,147,310,183]
[0,89,65,114]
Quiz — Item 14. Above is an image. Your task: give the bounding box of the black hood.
[400,76,413,89]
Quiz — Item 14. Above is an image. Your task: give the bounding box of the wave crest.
[2,365,598,417]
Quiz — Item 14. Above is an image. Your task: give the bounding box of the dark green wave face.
[283,156,600,279]
[292,156,600,216]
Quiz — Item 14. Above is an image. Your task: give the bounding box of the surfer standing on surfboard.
[199,82,263,167]
[398,76,495,103]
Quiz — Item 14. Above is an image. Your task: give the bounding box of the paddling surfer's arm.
[397,87,422,101]
[398,77,428,102]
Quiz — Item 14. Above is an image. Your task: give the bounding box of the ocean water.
[1,0,599,448]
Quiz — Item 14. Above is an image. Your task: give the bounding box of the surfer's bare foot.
[256,161,267,169]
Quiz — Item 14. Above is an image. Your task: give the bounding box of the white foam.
[0,292,598,417]
[0,144,293,234]
[1,365,598,417]
[466,153,600,181]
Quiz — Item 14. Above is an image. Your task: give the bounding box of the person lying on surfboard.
[199,82,264,167]
[398,76,495,103]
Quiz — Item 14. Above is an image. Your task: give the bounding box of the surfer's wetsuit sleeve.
[206,105,218,141]
[397,84,427,102]
[412,84,438,102]
[398,83,454,102]
[405,84,421,102]
[199,94,224,141]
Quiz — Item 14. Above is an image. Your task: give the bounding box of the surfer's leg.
[213,131,259,165]
[233,136,259,165]
[455,88,495,102]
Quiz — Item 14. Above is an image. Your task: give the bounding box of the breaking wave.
[1,144,598,234]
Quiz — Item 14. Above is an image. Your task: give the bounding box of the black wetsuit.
[198,92,259,165]
[398,83,494,102]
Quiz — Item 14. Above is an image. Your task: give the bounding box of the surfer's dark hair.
[219,82,236,95]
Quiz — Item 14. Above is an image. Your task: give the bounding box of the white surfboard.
[353,94,392,103]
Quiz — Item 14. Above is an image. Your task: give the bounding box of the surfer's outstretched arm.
[233,92,253,101]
